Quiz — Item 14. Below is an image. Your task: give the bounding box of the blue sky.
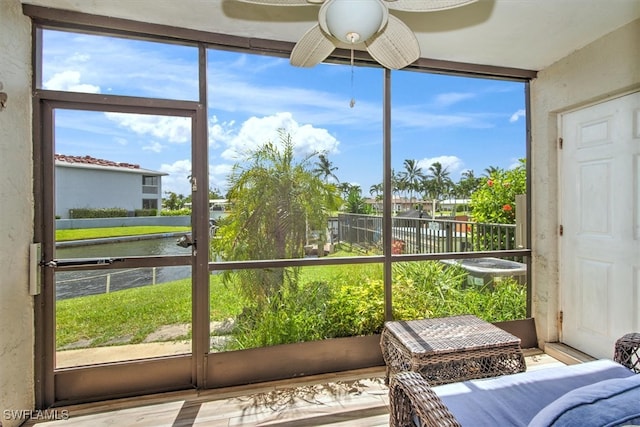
[44,29,526,197]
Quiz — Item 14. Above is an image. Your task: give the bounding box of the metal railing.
[337,213,518,254]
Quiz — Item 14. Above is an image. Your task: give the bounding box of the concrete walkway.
[57,319,234,368]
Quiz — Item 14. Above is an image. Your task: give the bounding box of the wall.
[0,0,35,425]
[56,166,153,219]
[56,216,191,230]
[530,19,640,347]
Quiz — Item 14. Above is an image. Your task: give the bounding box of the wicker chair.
[389,333,640,427]
[614,332,640,373]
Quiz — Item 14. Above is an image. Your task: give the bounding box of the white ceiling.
[22,0,640,71]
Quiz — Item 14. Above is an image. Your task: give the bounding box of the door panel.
[39,99,203,405]
[560,92,640,359]
[52,108,194,367]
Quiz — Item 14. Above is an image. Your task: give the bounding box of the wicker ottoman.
[381,314,526,386]
[614,332,640,373]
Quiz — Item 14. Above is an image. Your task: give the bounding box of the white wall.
[0,0,35,424]
[56,166,150,218]
[530,18,640,348]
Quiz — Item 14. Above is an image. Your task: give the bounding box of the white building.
[55,154,166,219]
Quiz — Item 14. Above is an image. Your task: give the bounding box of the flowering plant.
[392,239,405,254]
[470,159,525,225]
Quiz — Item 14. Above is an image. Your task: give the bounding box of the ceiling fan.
[234,0,477,69]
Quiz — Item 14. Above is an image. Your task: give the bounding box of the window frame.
[26,4,534,406]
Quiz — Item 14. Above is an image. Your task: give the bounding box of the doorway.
[35,96,208,406]
[559,91,640,358]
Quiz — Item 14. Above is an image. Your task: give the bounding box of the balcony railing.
[336,213,518,254]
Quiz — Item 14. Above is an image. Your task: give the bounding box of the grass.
[56,226,192,241]
[55,251,526,351]
[56,274,246,348]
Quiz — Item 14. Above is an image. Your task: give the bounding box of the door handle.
[41,258,125,267]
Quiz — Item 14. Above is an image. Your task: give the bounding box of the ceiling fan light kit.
[235,0,477,69]
[321,0,387,44]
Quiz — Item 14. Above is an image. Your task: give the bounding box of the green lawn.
[55,250,526,351]
[56,274,246,348]
[56,226,192,241]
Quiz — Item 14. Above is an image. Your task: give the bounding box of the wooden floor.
[25,350,563,427]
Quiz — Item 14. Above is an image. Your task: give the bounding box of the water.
[55,237,192,300]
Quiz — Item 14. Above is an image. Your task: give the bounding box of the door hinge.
[559,224,563,236]
[558,137,563,149]
[559,311,563,326]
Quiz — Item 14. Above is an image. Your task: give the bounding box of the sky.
[43,29,526,198]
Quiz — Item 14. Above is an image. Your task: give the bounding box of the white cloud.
[508,158,524,169]
[207,62,377,129]
[418,156,464,175]
[433,92,476,108]
[43,30,199,100]
[161,159,233,196]
[104,113,191,144]
[209,163,233,193]
[221,112,339,160]
[159,159,192,195]
[209,116,235,148]
[44,70,100,93]
[394,108,491,129]
[142,141,164,153]
[510,109,526,123]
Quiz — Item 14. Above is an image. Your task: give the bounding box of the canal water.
[55,237,192,300]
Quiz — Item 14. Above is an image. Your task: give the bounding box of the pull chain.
[349,47,356,108]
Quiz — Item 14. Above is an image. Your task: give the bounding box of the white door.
[559,91,640,359]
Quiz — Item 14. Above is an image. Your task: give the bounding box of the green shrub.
[325,277,385,337]
[229,279,334,349]
[134,209,157,217]
[161,208,191,216]
[469,160,526,250]
[69,207,128,219]
[228,260,526,350]
[470,160,526,225]
[393,261,526,322]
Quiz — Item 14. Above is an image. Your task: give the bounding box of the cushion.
[528,374,640,427]
[434,359,635,427]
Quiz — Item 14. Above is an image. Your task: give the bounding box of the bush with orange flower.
[470,159,525,225]
[469,160,526,250]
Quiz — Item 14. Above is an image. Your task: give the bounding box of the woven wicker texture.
[614,332,640,373]
[381,315,526,385]
[389,371,461,427]
[290,24,336,68]
[365,15,420,69]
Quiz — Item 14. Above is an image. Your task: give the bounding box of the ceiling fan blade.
[365,15,420,69]
[290,24,336,67]
[233,0,324,5]
[385,0,477,12]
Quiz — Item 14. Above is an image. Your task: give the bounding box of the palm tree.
[483,166,501,177]
[369,183,383,199]
[457,169,481,199]
[212,131,341,303]
[428,162,453,198]
[338,182,352,201]
[313,154,339,183]
[399,159,425,205]
[420,162,453,216]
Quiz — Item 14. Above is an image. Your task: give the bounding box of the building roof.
[55,154,166,176]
